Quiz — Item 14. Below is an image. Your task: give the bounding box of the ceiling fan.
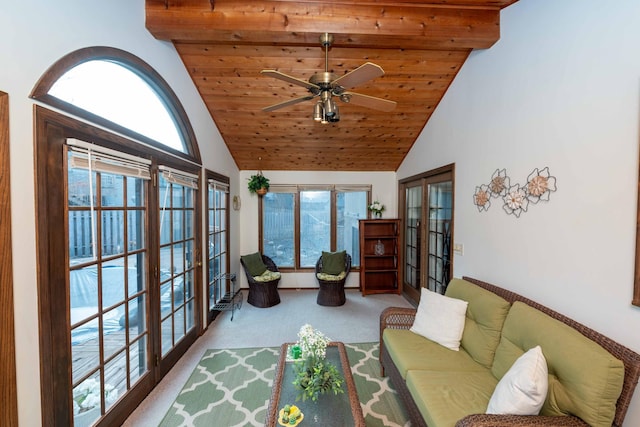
[261,33,397,123]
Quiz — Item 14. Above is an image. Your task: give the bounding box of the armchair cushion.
[241,252,267,277]
[321,250,346,275]
[316,271,347,281]
[253,270,281,282]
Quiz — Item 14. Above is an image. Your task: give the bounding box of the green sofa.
[380,277,640,427]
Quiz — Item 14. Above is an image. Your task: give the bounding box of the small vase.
[374,239,385,256]
[374,211,382,219]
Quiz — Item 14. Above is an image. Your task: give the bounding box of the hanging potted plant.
[247,172,270,196]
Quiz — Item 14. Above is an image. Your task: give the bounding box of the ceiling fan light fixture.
[324,97,337,117]
[313,101,323,121]
[329,105,340,122]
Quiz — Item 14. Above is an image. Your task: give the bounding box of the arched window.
[31,46,200,162]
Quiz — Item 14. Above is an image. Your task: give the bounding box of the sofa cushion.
[383,329,486,379]
[410,288,468,351]
[445,278,511,368]
[321,250,346,275]
[492,301,624,427]
[241,252,267,277]
[406,370,497,427]
[486,345,548,415]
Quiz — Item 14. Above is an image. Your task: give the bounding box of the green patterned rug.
[160,342,409,427]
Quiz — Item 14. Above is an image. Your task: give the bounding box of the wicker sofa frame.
[379,276,640,427]
[315,253,352,306]
[240,254,281,308]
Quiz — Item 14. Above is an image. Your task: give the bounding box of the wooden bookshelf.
[359,219,401,296]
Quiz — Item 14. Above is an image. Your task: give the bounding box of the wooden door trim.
[0,91,18,426]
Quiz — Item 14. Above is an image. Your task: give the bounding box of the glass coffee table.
[265,342,366,426]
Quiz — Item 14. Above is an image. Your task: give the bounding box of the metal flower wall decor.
[473,167,557,217]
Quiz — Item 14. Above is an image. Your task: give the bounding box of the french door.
[156,167,200,374]
[399,165,454,305]
[67,141,151,427]
[403,183,423,303]
[206,176,230,323]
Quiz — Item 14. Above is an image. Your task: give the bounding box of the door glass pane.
[173,210,184,241]
[73,374,103,427]
[104,353,124,412]
[404,185,422,291]
[101,261,125,309]
[68,153,149,425]
[172,243,183,272]
[336,191,367,267]
[427,181,452,293]
[300,190,330,267]
[101,173,124,207]
[263,192,295,267]
[127,210,145,251]
[102,210,125,256]
[129,336,146,386]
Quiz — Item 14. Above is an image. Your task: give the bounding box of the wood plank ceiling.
[146,0,518,171]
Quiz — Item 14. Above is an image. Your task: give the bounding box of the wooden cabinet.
[359,219,401,296]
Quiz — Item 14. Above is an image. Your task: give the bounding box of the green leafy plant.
[292,355,344,402]
[247,173,270,194]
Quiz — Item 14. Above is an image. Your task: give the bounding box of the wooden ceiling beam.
[146,0,501,50]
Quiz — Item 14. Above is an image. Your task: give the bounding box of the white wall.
[0,1,237,425]
[238,170,396,289]
[232,171,398,289]
[398,0,640,423]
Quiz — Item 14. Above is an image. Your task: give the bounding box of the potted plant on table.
[291,324,344,402]
[248,173,270,196]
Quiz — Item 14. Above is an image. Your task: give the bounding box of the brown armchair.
[315,253,351,306]
[240,254,281,308]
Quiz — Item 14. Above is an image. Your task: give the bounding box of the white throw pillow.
[486,345,549,415]
[409,287,468,351]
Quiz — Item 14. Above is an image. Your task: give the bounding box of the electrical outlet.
[453,243,464,255]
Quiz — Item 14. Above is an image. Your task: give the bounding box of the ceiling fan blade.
[261,70,320,91]
[332,62,385,89]
[341,92,397,112]
[263,95,316,112]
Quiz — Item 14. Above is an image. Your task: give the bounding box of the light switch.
[453,243,464,255]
